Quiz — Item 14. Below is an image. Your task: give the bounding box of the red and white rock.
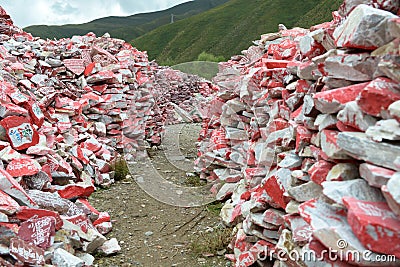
[313,82,368,114]
[343,197,400,258]
[359,163,395,188]
[6,158,40,177]
[357,77,400,117]
[9,238,45,266]
[0,168,36,207]
[334,4,398,50]
[0,116,39,150]
[337,101,377,131]
[18,216,56,249]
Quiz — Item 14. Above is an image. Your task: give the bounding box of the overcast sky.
[0,0,191,28]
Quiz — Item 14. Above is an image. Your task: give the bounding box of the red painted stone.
[296,125,312,153]
[63,59,85,75]
[343,197,400,258]
[16,207,63,230]
[357,77,400,117]
[57,184,95,199]
[64,214,92,233]
[9,238,45,265]
[313,82,368,113]
[6,158,40,177]
[25,101,44,127]
[262,174,290,209]
[18,216,56,249]
[308,160,334,185]
[0,116,39,150]
[93,211,111,226]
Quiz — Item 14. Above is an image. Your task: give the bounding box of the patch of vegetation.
[206,201,224,216]
[185,174,207,187]
[111,156,129,181]
[190,226,233,256]
[134,0,341,64]
[24,0,229,40]
[172,61,219,80]
[197,51,225,62]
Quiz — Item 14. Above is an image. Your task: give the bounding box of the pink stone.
[63,59,85,75]
[343,197,400,258]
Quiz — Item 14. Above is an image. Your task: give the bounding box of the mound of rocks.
[195,1,400,266]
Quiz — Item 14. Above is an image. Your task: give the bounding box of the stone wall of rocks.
[195,1,400,266]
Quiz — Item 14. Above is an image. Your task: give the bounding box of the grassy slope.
[134,0,342,65]
[24,0,229,40]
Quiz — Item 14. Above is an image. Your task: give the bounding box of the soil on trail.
[91,124,230,267]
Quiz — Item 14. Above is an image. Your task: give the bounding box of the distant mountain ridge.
[24,0,229,40]
[134,0,342,65]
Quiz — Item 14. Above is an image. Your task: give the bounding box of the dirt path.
[90,124,230,267]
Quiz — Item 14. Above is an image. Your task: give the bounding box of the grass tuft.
[111,156,129,181]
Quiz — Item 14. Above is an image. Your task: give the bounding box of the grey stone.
[322,179,385,206]
[288,181,322,202]
[366,119,400,142]
[337,132,400,171]
[387,172,400,205]
[98,238,121,255]
[52,248,84,267]
[314,113,338,131]
[326,163,359,182]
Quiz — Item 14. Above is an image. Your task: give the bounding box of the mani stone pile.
[0,6,214,267]
[195,0,400,266]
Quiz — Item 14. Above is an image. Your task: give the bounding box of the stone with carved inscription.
[6,158,40,177]
[9,238,45,265]
[18,216,56,249]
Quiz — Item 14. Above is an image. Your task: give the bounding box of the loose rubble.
[0,6,215,266]
[195,0,400,266]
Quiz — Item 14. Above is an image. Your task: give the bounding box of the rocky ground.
[90,124,230,267]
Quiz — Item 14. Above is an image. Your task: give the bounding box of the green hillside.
[24,0,229,40]
[134,0,342,65]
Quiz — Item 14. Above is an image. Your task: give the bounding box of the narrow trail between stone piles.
[90,123,229,267]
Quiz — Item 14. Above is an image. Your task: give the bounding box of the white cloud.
[0,0,190,28]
